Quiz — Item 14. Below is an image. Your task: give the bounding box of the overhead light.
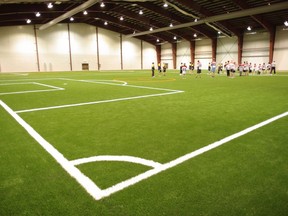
[149,27,153,31]
[120,16,124,21]
[157,39,160,42]
[284,21,288,26]
[169,23,173,27]
[70,17,74,21]
[194,18,198,22]
[100,2,105,7]
[26,19,31,24]
[104,21,108,25]
[193,33,197,37]
[247,26,252,31]
[173,36,177,40]
[35,12,41,17]
[139,10,143,15]
[218,31,221,34]
[163,3,168,7]
[83,10,88,15]
[47,3,53,9]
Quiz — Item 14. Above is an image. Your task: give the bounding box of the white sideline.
[15,91,183,113]
[70,155,163,168]
[100,111,288,199]
[0,100,104,200]
[1,99,287,200]
[0,82,64,96]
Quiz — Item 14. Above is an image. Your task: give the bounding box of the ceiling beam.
[126,1,288,38]
[232,0,274,32]
[39,0,100,30]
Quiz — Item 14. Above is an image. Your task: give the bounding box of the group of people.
[151,62,167,77]
[222,61,276,77]
[151,60,276,78]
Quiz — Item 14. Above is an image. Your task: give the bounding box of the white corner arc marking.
[70,155,163,168]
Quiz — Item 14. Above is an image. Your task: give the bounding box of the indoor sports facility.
[0,1,288,215]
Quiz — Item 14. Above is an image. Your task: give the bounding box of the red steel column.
[156,45,161,64]
[269,28,276,63]
[172,43,177,69]
[212,38,217,61]
[190,41,195,64]
[237,34,243,64]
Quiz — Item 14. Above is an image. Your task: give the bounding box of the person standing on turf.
[151,62,155,77]
[211,59,216,78]
[196,60,202,78]
[270,61,276,74]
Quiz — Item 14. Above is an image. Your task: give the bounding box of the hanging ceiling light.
[284,21,288,26]
[169,23,173,27]
[139,10,143,15]
[83,10,88,15]
[26,19,31,24]
[47,3,53,9]
[104,21,108,25]
[70,17,74,21]
[149,27,153,31]
[247,26,252,31]
[120,16,124,21]
[163,2,168,7]
[100,2,105,7]
[193,33,197,37]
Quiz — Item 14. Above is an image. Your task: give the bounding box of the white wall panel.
[177,41,190,67]
[217,36,238,64]
[274,27,288,71]
[98,28,121,70]
[69,24,97,71]
[122,37,141,70]
[143,42,156,69]
[37,24,70,71]
[0,26,37,72]
[242,32,269,65]
[161,43,173,69]
[195,39,212,69]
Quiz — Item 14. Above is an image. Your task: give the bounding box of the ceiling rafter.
[232,0,275,32]
[137,2,215,39]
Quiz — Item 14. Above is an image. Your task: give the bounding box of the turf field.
[1,70,288,215]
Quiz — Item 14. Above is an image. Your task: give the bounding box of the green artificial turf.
[1,70,287,215]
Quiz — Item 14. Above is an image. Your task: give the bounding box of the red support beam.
[237,34,243,64]
[190,41,195,64]
[156,45,161,65]
[172,43,177,69]
[269,29,276,63]
[212,38,217,61]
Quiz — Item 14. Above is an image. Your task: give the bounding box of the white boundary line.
[1,99,287,200]
[15,79,183,113]
[0,82,64,96]
[100,111,288,199]
[15,91,181,113]
[0,100,104,200]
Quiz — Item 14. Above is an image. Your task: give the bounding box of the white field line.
[1,98,287,201]
[0,100,104,200]
[15,79,183,113]
[59,78,183,92]
[33,82,64,90]
[70,155,163,168]
[15,91,181,113]
[100,111,288,199]
[0,82,34,86]
[0,82,64,96]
